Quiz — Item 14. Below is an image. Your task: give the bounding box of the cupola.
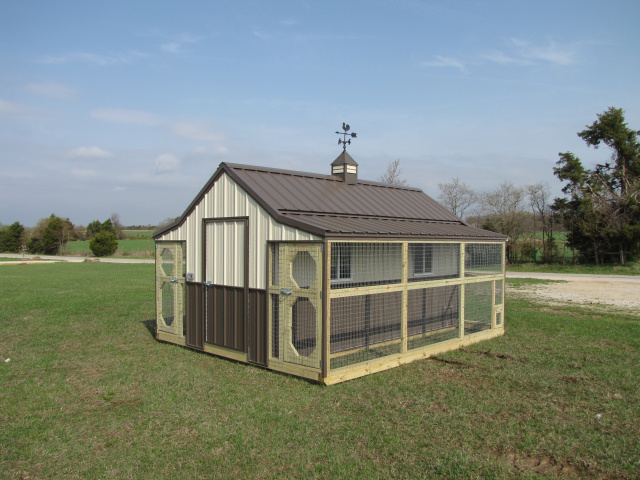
[331,150,358,184]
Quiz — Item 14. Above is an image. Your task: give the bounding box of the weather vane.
[336,122,357,151]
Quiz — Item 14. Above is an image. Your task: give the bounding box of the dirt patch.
[508,276,640,314]
[499,451,578,477]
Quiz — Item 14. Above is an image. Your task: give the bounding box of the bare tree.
[110,212,125,239]
[479,181,527,262]
[378,159,407,186]
[437,177,477,219]
[527,182,557,263]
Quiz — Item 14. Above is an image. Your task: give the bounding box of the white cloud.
[114,186,126,192]
[71,168,98,178]
[421,55,467,73]
[92,108,226,143]
[482,38,578,67]
[91,108,162,126]
[0,98,35,116]
[69,146,113,159]
[39,51,147,66]
[162,42,181,53]
[155,153,180,173]
[25,82,75,100]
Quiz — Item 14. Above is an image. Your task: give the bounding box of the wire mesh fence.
[409,243,460,282]
[465,243,503,276]
[330,242,402,289]
[266,240,505,379]
[330,291,403,369]
[463,281,493,334]
[407,284,460,350]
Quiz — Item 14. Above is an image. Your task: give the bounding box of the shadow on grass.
[141,319,156,338]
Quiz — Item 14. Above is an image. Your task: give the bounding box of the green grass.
[1,265,639,479]
[62,238,155,258]
[507,261,640,276]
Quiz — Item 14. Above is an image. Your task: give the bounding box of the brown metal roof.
[155,161,507,241]
[280,213,504,239]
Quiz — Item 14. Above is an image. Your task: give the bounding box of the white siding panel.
[156,172,321,289]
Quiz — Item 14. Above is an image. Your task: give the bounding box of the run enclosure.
[267,240,504,384]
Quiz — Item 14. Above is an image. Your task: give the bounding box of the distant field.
[122,229,155,239]
[63,238,154,258]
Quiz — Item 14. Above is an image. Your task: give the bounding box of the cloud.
[71,168,98,178]
[482,38,578,66]
[155,153,180,173]
[92,108,225,143]
[421,55,467,73]
[0,99,35,116]
[160,33,201,54]
[25,82,75,100]
[114,186,126,192]
[161,42,181,53]
[39,51,147,66]
[91,108,162,126]
[69,146,113,159]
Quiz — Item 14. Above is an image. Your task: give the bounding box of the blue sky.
[1,0,639,227]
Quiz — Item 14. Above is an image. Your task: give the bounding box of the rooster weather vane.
[336,122,357,151]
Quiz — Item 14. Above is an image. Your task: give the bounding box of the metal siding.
[247,289,268,365]
[159,171,321,289]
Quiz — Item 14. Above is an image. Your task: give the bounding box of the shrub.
[89,232,118,257]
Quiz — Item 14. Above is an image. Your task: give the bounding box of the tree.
[89,231,118,257]
[437,177,477,219]
[26,214,74,255]
[553,108,640,264]
[110,212,125,240]
[0,221,25,253]
[86,217,119,257]
[526,183,558,263]
[478,181,527,263]
[378,159,407,186]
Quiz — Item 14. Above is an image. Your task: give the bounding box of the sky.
[1,0,639,227]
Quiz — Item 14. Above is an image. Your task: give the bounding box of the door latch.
[170,277,179,283]
[280,288,292,295]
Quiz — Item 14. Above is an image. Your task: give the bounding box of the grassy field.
[507,261,640,276]
[1,264,639,479]
[62,238,155,258]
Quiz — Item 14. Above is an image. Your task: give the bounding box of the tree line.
[0,213,150,257]
[381,107,639,265]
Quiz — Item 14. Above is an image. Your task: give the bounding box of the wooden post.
[401,242,408,354]
[459,243,465,339]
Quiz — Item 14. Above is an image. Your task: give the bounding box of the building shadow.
[141,319,156,338]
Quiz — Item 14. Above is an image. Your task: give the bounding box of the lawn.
[1,264,639,479]
[507,261,640,276]
[62,238,155,258]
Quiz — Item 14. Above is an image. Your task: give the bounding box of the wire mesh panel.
[464,281,493,334]
[407,285,460,349]
[465,243,503,276]
[409,243,460,282]
[161,282,175,326]
[330,291,403,369]
[495,279,504,305]
[330,242,402,289]
[291,297,317,357]
[270,292,279,359]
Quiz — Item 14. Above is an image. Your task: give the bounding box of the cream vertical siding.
[155,172,321,289]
